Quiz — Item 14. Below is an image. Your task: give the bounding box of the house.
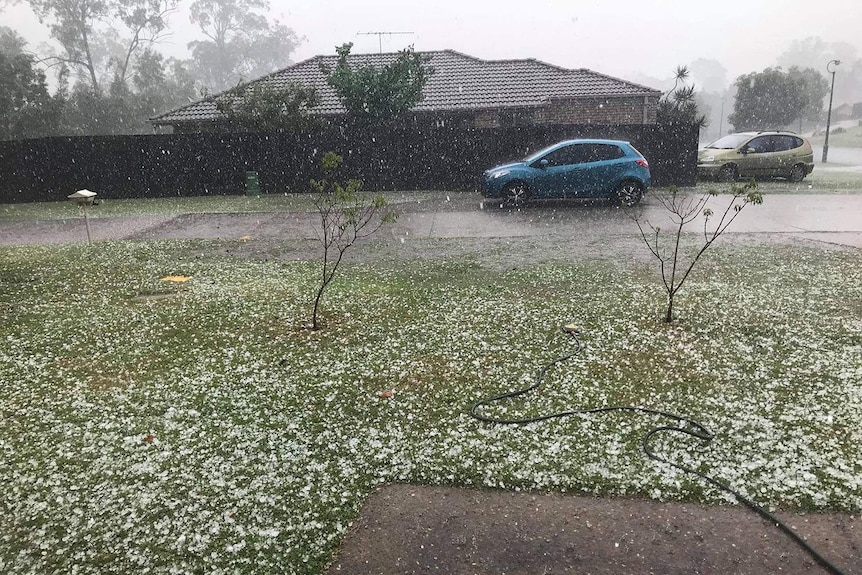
[150,50,661,133]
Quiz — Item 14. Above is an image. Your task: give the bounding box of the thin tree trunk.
[312,283,325,330]
[118,31,141,85]
[81,26,100,94]
[311,247,346,330]
[312,248,331,330]
[665,292,674,323]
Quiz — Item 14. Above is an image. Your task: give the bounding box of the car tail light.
[635,159,649,168]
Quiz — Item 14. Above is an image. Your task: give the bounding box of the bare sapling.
[630,181,762,323]
[310,151,396,330]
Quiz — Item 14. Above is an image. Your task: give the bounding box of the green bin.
[245,171,261,196]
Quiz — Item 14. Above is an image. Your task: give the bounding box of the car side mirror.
[539,159,549,169]
[742,147,754,155]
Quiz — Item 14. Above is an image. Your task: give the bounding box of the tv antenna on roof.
[356,31,415,54]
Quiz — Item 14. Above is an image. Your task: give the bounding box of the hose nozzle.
[562,323,580,335]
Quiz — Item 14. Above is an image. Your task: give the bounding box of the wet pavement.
[328,484,861,575]
[1,193,861,249]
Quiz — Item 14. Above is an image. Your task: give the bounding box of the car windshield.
[705,134,751,149]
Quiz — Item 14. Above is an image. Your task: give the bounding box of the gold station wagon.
[697,131,815,182]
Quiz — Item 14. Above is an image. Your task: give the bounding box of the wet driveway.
[1,193,861,249]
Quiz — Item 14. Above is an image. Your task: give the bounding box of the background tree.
[728,68,808,131]
[26,0,177,94]
[110,0,176,86]
[630,182,762,323]
[51,77,127,134]
[777,37,836,71]
[43,49,195,135]
[215,82,319,132]
[310,151,395,330]
[132,48,197,119]
[0,26,57,139]
[788,66,829,125]
[28,0,107,92]
[323,42,432,126]
[777,36,861,106]
[686,59,734,142]
[187,0,299,92]
[687,58,728,95]
[0,26,28,55]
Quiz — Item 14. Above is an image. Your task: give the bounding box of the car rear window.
[591,144,626,161]
[770,135,800,152]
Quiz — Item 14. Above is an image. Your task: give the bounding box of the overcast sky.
[4,0,861,85]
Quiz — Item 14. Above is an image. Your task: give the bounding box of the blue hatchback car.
[482,139,651,206]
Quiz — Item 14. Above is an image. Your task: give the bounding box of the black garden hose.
[468,326,847,575]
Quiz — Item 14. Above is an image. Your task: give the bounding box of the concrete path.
[328,484,861,575]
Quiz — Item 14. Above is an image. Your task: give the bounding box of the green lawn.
[0,191,465,221]
[806,168,862,189]
[1,238,860,574]
[779,167,862,191]
[809,123,862,148]
[691,169,862,194]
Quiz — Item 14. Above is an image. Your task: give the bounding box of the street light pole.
[822,59,841,163]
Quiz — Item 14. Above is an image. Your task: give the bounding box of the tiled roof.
[150,50,661,125]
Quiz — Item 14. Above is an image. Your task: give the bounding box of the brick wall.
[542,96,657,125]
[473,110,500,129]
[464,97,658,128]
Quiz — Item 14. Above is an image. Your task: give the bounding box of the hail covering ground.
[0,233,860,574]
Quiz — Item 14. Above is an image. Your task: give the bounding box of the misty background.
[1,0,861,140]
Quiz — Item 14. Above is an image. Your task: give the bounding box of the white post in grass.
[67,189,97,245]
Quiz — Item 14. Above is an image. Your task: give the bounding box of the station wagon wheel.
[717,164,737,182]
[615,181,644,207]
[502,181,530,206]
[788,164,806,183]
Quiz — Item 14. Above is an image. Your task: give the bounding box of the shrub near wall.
[0,124,697,203]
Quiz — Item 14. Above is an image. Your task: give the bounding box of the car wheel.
[614,181,644,207]
[716,164,737,182]
[788,164,806,182]
[502,181,530,206]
